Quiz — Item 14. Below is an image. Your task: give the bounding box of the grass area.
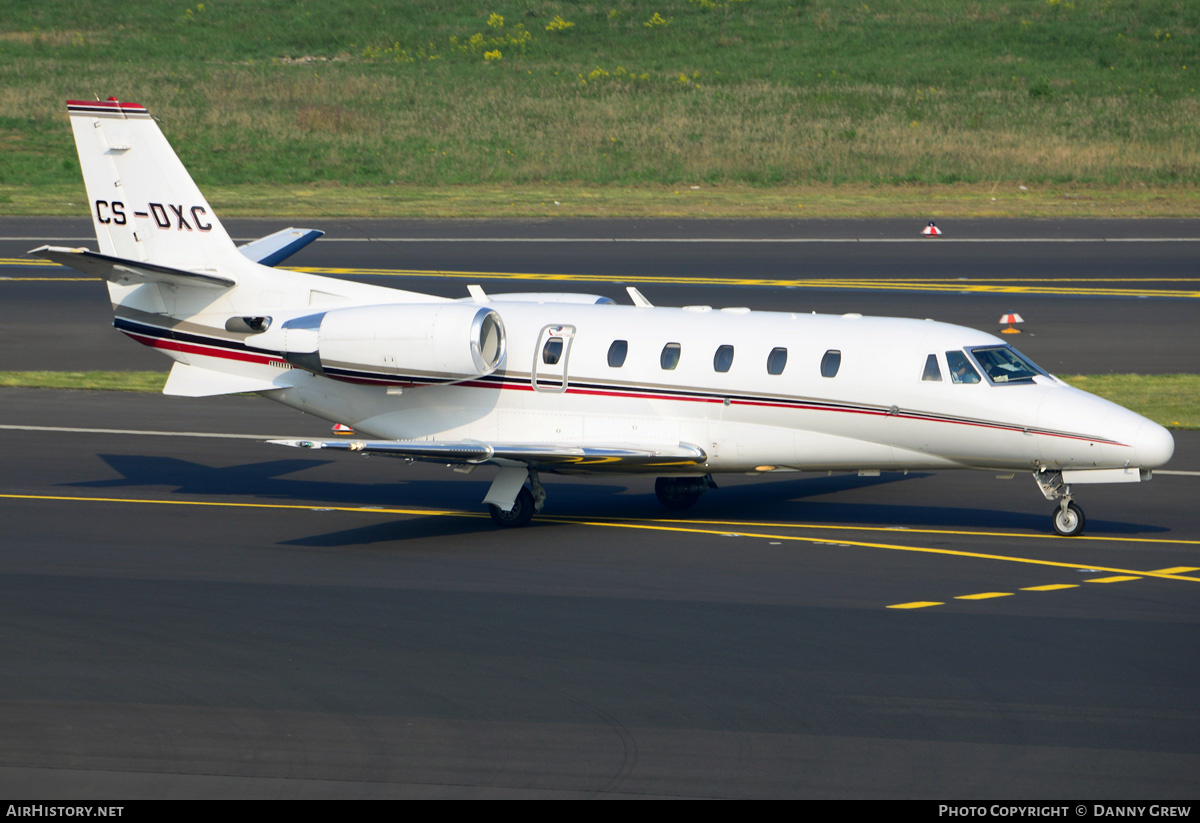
[1058,374,1200,430]
[6,180,1200,219]
[2,0,1198,218]
[1,371,1195,429]
[0,371,168,393]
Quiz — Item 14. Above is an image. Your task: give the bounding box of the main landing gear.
[486,471,719,527]
[654,475,717,510]
[1034,469,1086,537]
[487,469,546,528]
[489,486,536,527]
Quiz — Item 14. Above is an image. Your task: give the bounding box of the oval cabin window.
[607,339,628,368]
[713,345,734,373]
[820,350,841,378]
[542,337,564,365]
[766,347,788,375]
[660,343,681,370]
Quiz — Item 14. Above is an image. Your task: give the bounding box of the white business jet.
[32,99,1174,534]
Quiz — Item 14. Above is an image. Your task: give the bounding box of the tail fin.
[67,98,243,272]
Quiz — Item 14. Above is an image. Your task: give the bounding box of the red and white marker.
[921,221,942,237]
[999,313,1024,334]
[332,423,355,435]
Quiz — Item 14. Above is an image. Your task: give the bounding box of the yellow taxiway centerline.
[539,517,1200,582]
[290,267,1200,299]
[0,277,100,282]
[552,513,1200,546]
[0,492,483,520]
[3,259,1199,298]
[1,491,1194,584]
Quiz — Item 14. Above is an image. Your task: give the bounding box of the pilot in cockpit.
[947,351,982,384]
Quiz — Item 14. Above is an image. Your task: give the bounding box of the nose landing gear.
[1051,499,1086,537]
[1034,469,1086,536]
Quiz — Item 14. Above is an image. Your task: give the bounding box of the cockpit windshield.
[968,345,1048,385]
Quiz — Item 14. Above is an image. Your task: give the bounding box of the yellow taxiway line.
[291,267,1200,299]
[889,567,1198,609]
[3,259,1199,298]
[2,491,1195,585]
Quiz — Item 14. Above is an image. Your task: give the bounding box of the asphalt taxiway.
[0,218,1196,798]
[3,217,1199,373]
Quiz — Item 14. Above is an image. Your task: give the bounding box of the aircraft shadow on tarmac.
[65,454,1167,544]
[554,472,1167,535]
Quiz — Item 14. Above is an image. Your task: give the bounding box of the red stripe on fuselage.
[122,330,288,367]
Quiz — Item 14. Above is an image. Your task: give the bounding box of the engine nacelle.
[247,303,505,385]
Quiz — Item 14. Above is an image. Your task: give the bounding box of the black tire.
[655,477,702,510]
[1051,502,1085,536]
[489,486,535,528]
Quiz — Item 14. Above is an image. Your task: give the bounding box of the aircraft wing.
[29,245,237,288]
[268,438,707,471]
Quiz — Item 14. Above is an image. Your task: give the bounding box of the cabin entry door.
[532,324,576,393]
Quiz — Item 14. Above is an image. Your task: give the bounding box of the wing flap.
[268,438,707,471]
[29,245,237,289]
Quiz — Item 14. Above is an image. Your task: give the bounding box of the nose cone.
[1135,421,1175,469]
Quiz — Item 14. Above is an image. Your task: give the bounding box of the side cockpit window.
[921,354,943,382]
[946,350,981,384]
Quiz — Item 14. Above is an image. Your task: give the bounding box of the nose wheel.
[1051,500,1085,537]
[1034,469,1088,536]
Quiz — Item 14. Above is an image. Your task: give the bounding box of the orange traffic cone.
[999,313,1024,334]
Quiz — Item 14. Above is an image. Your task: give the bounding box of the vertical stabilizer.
[67,99,242,271]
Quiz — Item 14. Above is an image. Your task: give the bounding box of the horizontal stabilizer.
[237,228,324,267]
[28,245,237,289]
[164,362,295,397]
[268,438,707,470]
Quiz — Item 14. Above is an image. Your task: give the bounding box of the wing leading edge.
[268,438,707,472]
